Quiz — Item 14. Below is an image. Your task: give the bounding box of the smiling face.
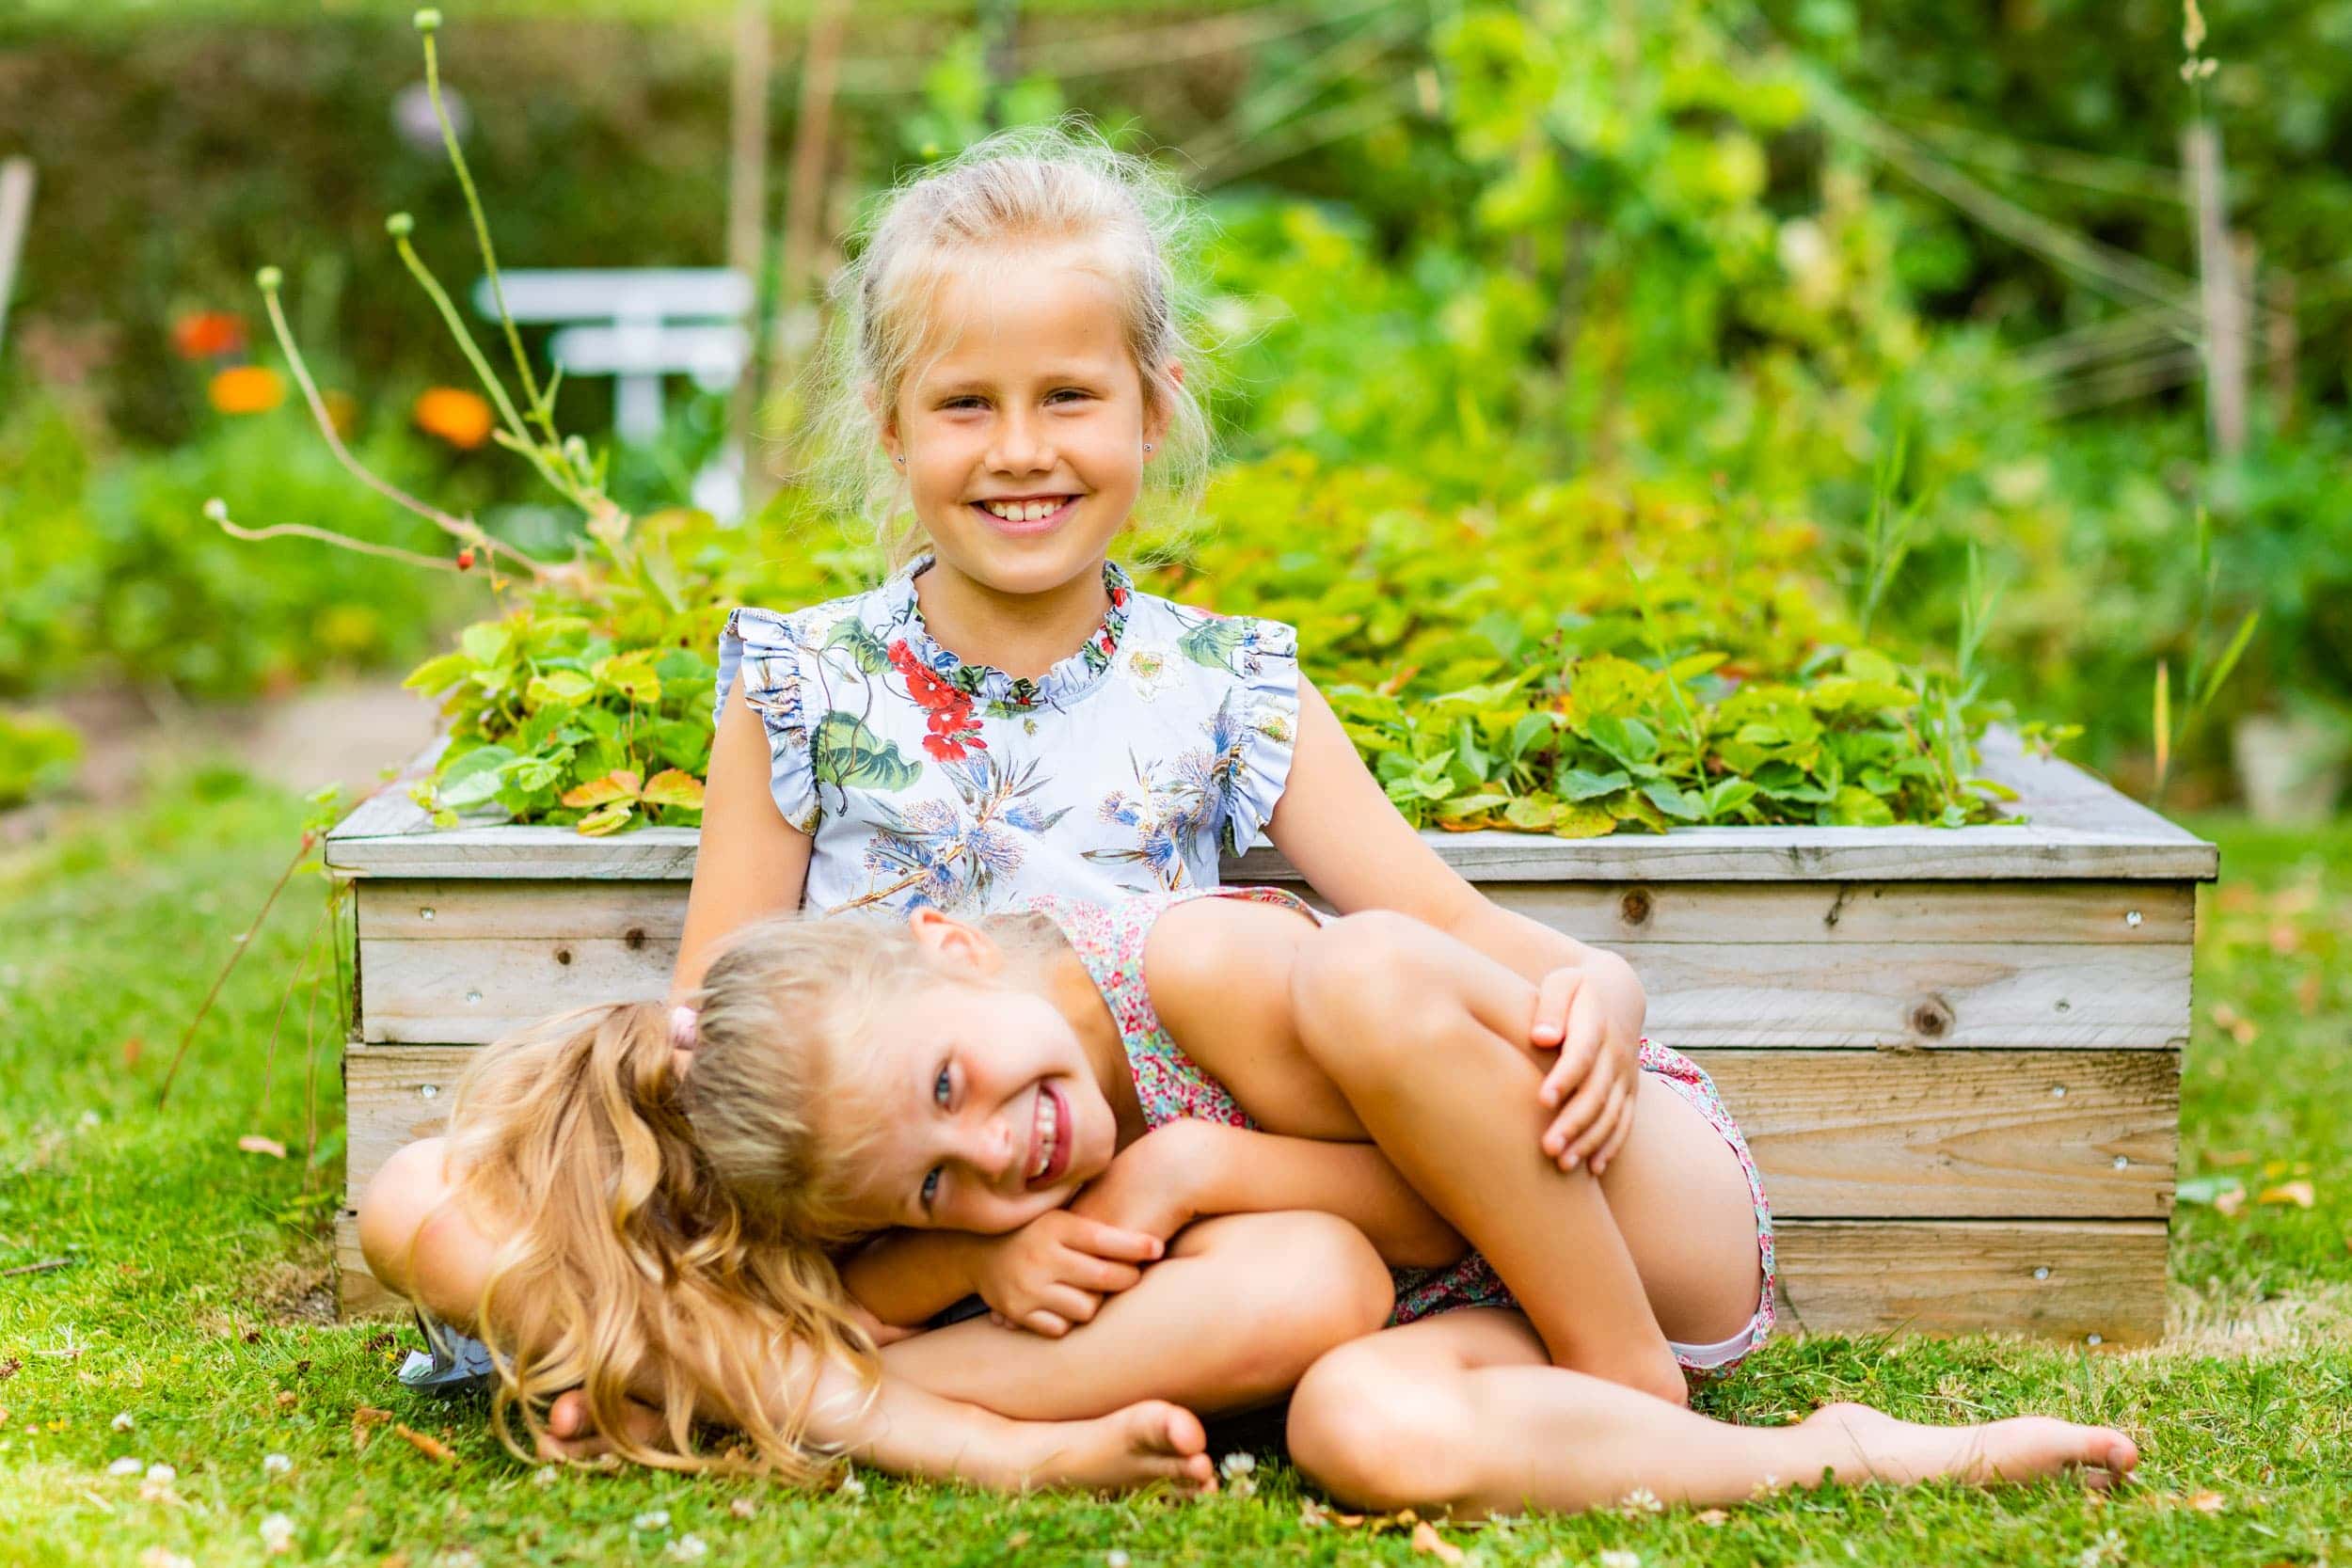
[834,972,1122,1235]
[879,244,1171,599]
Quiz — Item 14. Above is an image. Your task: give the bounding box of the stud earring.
[893,454,905,465]
[1143,443,1154,453]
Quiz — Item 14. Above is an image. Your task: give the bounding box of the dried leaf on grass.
[393,1423,459,1464]
[2259,1180,2316,1210]
[350,1405,392,1452]
[2185,1489,2227,1513]
[1409,1520,1465,1563]
[237,1134,289,1159]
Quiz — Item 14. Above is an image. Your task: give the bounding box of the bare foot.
[535,1387,664,1461]
[1800,1402,2141,1491]
[1011,1400,1216,1496]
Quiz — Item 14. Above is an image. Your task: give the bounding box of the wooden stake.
[0,156,36,362]
[2183,122,2247,460]
[766,0,847,459]
[725,0,774,513]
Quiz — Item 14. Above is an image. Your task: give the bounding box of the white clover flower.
[111,1412,135,1432]
[1621,1486,1663,1514]
[1218,1451,1257,1479]
[837,1470,866,1498]
[107,1456,143,1477]
[533,1465,560,1486]
[666,1536,709,1563]
[259,1512,294,1554]
[632,1509,672,1531]
[263,1451,292,1476]
[145,1463,176,1484]
[1107,1553,1132,1568]
[1599,1552,1644,1568]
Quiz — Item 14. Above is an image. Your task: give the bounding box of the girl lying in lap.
[361,888,2140,1513]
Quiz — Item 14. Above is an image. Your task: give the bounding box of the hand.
[1530,955,1645,1176]
[966,1209,1164,1339]
[1069,1119,1228,1242]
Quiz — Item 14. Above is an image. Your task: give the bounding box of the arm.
[838,1229,987,1326]
[1074,1118,1467,1271]
[1265,675,1647,1171]
[672,680,814,999]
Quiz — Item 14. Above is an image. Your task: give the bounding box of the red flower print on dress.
[888,639,989,763]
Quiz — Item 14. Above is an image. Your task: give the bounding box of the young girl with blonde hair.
[373,117,1666,1442]
[368,885,2139,1513]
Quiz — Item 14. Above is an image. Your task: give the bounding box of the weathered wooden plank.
[337,1212,405,1321]
[352,930,2191,1050]
[342,1045,2177,1220]
[1690,1050,2176,1218]
[358,880,691,942]
[1772,1220,2168,1344]
[1630,942,2190,1050]
[334,1208,2167,1341]
[357,878,2194,947]
[325,732,2218,883]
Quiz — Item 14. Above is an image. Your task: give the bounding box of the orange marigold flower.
[207,364,286,415]
[413,387,495,450]
[172,310,245,360]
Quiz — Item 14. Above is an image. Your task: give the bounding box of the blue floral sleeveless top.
[714,557,1300,915]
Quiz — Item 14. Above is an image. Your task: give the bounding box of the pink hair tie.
[669,1005,700,1052]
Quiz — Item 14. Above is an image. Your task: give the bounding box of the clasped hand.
[1528,952,1645,1176]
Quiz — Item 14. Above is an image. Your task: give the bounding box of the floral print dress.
[716,557,1300,915]
[1025,885,1779,1384]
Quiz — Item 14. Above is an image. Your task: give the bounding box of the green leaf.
[1641,780,1704,821]
[1558,767,1631,801]
[460,621,513,668]
[437,744,516,812]
[810,712,923,791]
[404,651,474,696]
[525,670,597,711]
[1584,714,1661,769]
[1827,785,1898,827]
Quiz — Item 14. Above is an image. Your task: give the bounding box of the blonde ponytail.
[438,999,873,1478]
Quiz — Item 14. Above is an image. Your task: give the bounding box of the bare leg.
[543,1210,1391,1452]
[1286,1310,2140,1518]
[1291,915,1702,1399]
[881,1211,1395,1418]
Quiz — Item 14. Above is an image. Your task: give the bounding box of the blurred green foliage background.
[2,0,2345,805]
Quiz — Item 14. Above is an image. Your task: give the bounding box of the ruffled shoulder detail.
[715,605,822,834]
[1216,614,1301,854]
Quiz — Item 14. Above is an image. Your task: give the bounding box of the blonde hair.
[425,908,1064,1478]
[808,119,1216,566]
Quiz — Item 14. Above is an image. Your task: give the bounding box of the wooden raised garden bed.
[328,732,2213,1344]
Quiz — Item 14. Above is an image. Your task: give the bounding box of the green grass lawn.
[2,776,2346,1566]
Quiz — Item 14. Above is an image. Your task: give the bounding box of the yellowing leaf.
[2258,1180,2315,1210]
[594,652,662,705]
[525,670,597,711]
[573,800,636,837]
[639,769,706,810]
[561,769,643,809]
[393,1424,459,1464]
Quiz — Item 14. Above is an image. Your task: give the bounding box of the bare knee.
[1286,1339,1478,1513]
[1290,913,1450,1066]
[1188,1212,1392,1395]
